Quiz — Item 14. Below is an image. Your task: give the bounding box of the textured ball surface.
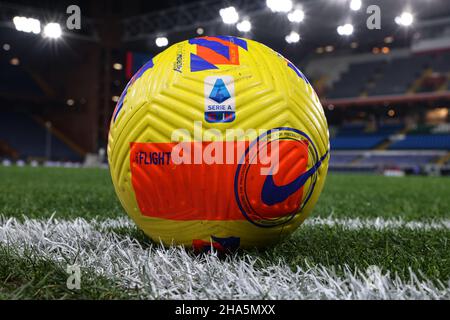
[108,36,329,250]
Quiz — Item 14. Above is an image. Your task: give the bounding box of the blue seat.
[0,111,81,161]
[389,135,450,150]
[329,154,358,164]
[0,61,44,97]
[360,154,437,166]
[327,61,386,98]
[331,135,386,150]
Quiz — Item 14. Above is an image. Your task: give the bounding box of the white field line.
[94,215,450,231]
[0,216,449,299]
[304,216,450,231]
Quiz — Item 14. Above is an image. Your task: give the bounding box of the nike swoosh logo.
[261,150,329,206]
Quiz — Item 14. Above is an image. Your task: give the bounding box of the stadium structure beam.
[122,0,268,42]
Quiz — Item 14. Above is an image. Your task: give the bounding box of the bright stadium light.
[395,12,414,27]
[350,0,362,11]
[10,57,20,66]
[337,23,354,36]
[287,9,304,23]
[155,36,168,47]
[267,0,293,13]
[219,6,239,24]
[236,19,251,32]
[113,63,123,70]
[13,16,41,34]
[285,31,300,44]
[43,22,62,39]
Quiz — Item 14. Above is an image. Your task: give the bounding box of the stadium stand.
[321,46,450,173]
[327,61,386,99]
[376,123,405,135]
[329,120,450,172]
[367,56,429,96]
[325,51,450,99]
[430,51,450,73]
[331,135,386,150]
[330,123,404,150]
[329,149,448,173]
[389,134,450,150]
[0,60,44,97]
[359,153,439,167]
[328,153,358,165]
[0,111,81,161]
[335,123,366,135]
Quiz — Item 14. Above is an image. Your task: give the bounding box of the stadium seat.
[367,57,428,96]
[377,123,404,135]
[326,54,438,98]
[359,154,438,166]
[327,61,386,99]
[329,153,358,165]
[430,51,450,73]
[389,134,450,150]
[0,111,82,161]
[331,135,387,150]
[331,123,403,150]
[0,60,44,97]
[337,123,367,135]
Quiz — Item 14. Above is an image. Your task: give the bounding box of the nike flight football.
[108,36,329,250]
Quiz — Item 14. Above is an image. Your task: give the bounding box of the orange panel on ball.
[130,139,309,222]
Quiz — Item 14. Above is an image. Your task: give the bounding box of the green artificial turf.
[0,245,138,299]
[0,166,449,297]
[0,166,449,221]
[0,166,122,219]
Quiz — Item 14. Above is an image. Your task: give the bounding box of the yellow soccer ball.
[108,36,329,250]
